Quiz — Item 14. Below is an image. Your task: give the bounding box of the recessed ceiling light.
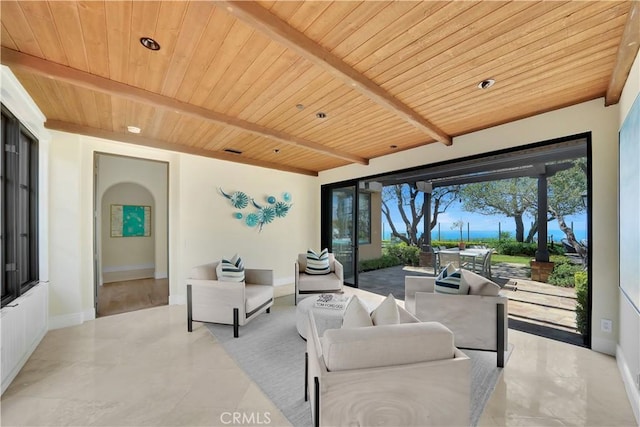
[273,148,280,154]
[477,79,495,90]
[127,125,141,134]
[140,37,160,51]
[316,112,327,119]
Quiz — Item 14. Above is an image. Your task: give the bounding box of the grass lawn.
[491,254,532,266]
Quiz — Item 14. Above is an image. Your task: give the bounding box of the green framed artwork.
[110,204,151,237]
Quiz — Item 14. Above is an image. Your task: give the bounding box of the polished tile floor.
[1,299,637,427]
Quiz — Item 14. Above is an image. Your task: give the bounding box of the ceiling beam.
[605,0,640,106]
[45,120,318,177]
[1,47,367,165]
[218,0,452,146]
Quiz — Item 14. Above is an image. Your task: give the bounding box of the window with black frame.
[1,105,39,307]
[358,192,371,245]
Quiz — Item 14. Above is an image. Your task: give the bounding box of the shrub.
[548,262,583,287]
[384,242,420,266]
[358,255,403,272]
[575,271,588,336]
[494,240,565,257]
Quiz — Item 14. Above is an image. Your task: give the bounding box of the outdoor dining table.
[435,248,491,273]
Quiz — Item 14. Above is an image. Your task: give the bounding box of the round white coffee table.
[296,294,349,339]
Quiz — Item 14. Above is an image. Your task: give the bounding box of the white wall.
[46,130,318,327]
[320,98,620,356]
[617,49,640,426]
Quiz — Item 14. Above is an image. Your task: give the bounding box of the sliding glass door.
[322,184,358,286]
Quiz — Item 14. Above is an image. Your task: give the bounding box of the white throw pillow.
[216,254,245,282]
[305,248,331,275]
[434,263,468,294]
[370,294,400,325]
[461,269,501,296]
[342,296,373,328]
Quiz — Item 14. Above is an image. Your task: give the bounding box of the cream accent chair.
[295,253,343,304]
[305,309,471,427]
[405,275,508,367]
[186,262,274,338]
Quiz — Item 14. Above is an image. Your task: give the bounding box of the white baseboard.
[154,272,168,279]
[169,294,186,305]
[48,309,95,330]
[617,345,640,426]
[591,336,616,356]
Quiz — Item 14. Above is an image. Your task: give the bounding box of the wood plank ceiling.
[1,1,638,176]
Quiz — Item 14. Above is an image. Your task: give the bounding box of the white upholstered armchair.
[305,309,471,427]
[186,262,274,337]
[295,253,343,304]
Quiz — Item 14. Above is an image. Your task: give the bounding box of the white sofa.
[295,253,343,304]
[305,308,471,427]
[405,274,508,367]
[186,262,274,337]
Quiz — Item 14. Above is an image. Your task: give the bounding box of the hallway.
[97,278,169,317]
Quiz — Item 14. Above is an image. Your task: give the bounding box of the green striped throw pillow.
[216,254,245,282]
[305,248,330,275]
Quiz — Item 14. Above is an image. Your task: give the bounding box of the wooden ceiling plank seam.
[129,103,158,140]
[93,91,113,131]
[378,1,560,94]
[261,1,304,22]
[45,120,317,177]
[435,69,614,129]
[324,117,426,151]
[17,1,68,64]
[284,1,333,34]
[109,97,127,134]
[187,120,223,149]
[342,1,451,69]
[54,79,88,126]
[48,2,89,72]
[224,48,300,116]
[315,2,392,51]
[426,59,616,121]
[446,81,611,136]
[0,47,367,165]
[12,72,55,120]
[165,115,207,146]
[128,1,161,89]
[217,0,452,146]
[328,2,422,61]
[414,34,621,114]
[189,20,257,107]
[0,2,42,55]
[1,22,18,50]
[361,1,506,83]
[405,26,623,109]
[605,0,640,106]
[200,125,243,151]
[173,5,234,103]
[241,63,327,123]
[385,1,623,97]
[300,1,363,43]
[215,43,292,114]
[160,1,217,99]
[104,1,132,83]
[77,1,110,79]
[144,1,189,94]
[202,32,274,110]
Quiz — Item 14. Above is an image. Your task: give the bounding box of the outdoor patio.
[357,262,582,346]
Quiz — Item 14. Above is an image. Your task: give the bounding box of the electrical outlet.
[600,318,612,333]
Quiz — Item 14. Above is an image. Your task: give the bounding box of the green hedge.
[358,254,403,272]
[548,260,584,287]
[575,271,588,336]
[385,242,420,266]
[494,240,564,257]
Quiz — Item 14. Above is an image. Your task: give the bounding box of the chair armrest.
[404,276,435,314]
[187,278,245,296]
[333,259,344,283]
[245,269,274,286]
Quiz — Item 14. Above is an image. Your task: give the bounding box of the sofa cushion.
[216,254,245,282]
[342,296,373,328]
[245,284,273,313]
[461,270,501,296]
[435,263,468,294]
[305,248,331,275]
[370,294,400,325]
[322,321,455,372]
[297,273,342,292]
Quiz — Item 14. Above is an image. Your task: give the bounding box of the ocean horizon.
[382,229,587,242]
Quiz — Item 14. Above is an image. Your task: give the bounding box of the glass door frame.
[321,180,360,287]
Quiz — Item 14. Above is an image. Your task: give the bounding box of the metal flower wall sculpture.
[218,188,293,232]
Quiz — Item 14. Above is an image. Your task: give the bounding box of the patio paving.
[357,262,583,346]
